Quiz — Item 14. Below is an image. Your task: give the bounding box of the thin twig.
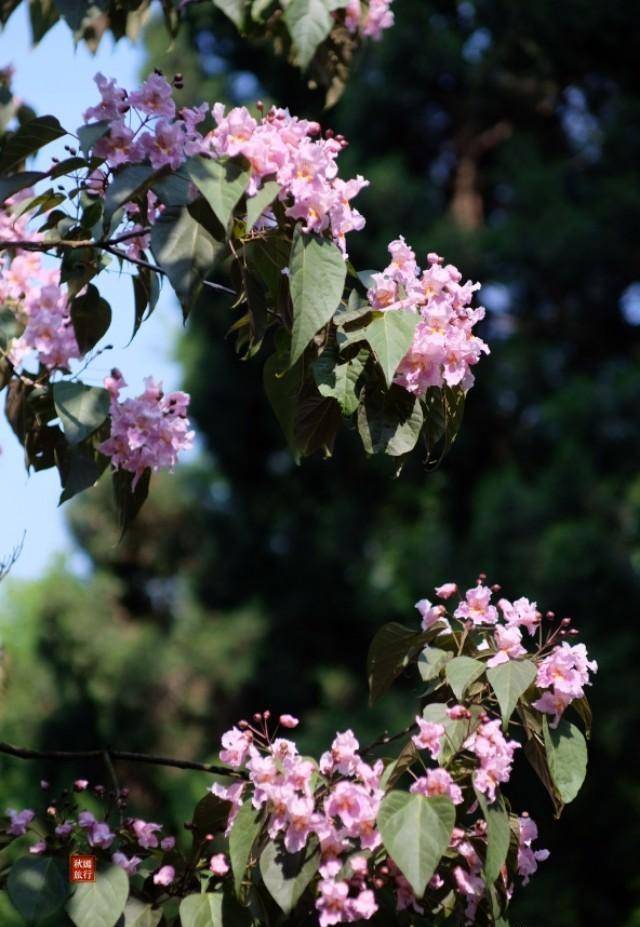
[0,227,152,253]
[0,741,247,780]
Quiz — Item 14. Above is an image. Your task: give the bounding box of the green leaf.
[422,702,482,763]
[357,309,419,387]
[259,838,320,914]
[367,622,431,705]
[212,0,246,29]
[246,180,282,232]
[377,792,455,897]
[178,893,222,927]
[293,386,342,458]
[58,444,109,504]
[0,889,27,927]
[263,350,303,460]
[487,659,537,725]
[313,345,367,416]
[417,646,451,682]
[186,156,251,230]
[131,267,161,340]
[229,801,263,898]
[543,718,588,804]
[289,228,347,366]
[476,790,510,883]
[379,739,419,791]
[76,120,110,158]
[7,858,67,924]
[66,865,128,927]
[113,469,151,536]
[445,656,486,700]
[357,385,424,457]
[70,284,112,353]
[103,164,157,227]
[192,793,232,838]
[29,0,60,43]
[53,381,110,446]
[122,898,162,927]
[284,0,332,69]
[0,171,45,203]
[150,204,223,315]
[152,166,192,207]
[52,0,89,30]
[0,115,66,174]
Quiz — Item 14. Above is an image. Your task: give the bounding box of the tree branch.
[0,741,247,780]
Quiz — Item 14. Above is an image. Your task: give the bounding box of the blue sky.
[0,10,185,579]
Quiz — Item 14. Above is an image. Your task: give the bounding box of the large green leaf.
[179,893,222,927]
[113,469,151,537]
[367,622,431,705]
[358,310,419,387]
[212,0,246,29]
[150,204,222,315]
[103,164,157,227]
[487,659,537,725]
[357,385,424,457]
[7,858,67,924]
[417,646,452,682]
[245,180,281,232]
[229,801,263,898]
[476,790,510,883]
[289,228,347,366]
[263,351,303,460]
[0,115,66,174]
[53,381,110,446]
[70,284,112,353]
[66,865,128,927]
[284,0,332,69]
[58,444,109,504]
[313,345,367,416]
[445,656,486,700]
[192,793,232,838]
[186,156,250,230]
[122,898,162,927]
[259,838,320,915]
[377,792,455,897]
[543,718,588,804]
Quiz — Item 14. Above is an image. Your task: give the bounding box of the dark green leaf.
[229,801,262,898]
[112,468,151,536]
[7,858,67,924]
[367,622,431,705]
[377,792,455,897]
[357,385,424,457]
[53,381,110,446]
[58,443,109,504]
[263,350,303,461]
[103,164,157,227]
[131,267,160,340]
[0,171,45,202]
[66,865,128,927]
[0,115,66,174]
[259,838,320,914]
[76,121,110,158]
[192,793,232,838]
[212,0,246,29]
[70,284,112,353]
[29,0,60,43]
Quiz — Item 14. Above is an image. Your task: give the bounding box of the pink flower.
[414,598,446,630]
[55,821,74,837]
[153,865,175,886]
[435,582,458,600]
[129,73,175,119]
[531,690,572,728]
[94,121,144,167]
[498,597,540,636]
[412,717,444,758]
[140,120,186,170]
[516,814,549,885]
[464,719,519,802]
[112,852,142,875]
[454,585,498,626]
[410,768,463,805]
[74,779,89,792]
[29,840,47,855]
[279,714,299,729]
[284,795,315,852]
[78,812,115,849]
[362,0,394,39]
[487,625,527,667]
[316,877,350,927]
[209,853,229,876]
[536,642,597,699]
[6,809,35,836]
[349,889,378,921]
[132,819,162,849]
[161,836,176,851]
[83,73,128,122]
[320,730,360,776]
[453,865,485,922]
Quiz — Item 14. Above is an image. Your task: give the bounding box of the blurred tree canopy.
[2,1,640,924]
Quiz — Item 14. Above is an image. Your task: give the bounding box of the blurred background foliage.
[2,0,640,923]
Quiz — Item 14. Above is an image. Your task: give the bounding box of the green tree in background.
[1,1,640,924]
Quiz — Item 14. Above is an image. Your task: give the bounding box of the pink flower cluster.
[367,238,489,395]
[207,104,367,253]
[83,74,368,255]
[533,642,598,727]
[343,0,394,39]
[0,195,80,371]
[214,717,382,926]
[464,719,520,802]
[99,371,194,487]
